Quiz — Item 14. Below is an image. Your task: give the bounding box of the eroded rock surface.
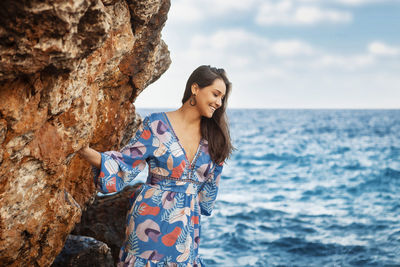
[72,184,143,264]
[51,235,114,267]
[0,0,171,266]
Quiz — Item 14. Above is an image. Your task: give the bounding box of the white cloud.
[301,0,396,6]
[271,40,315,56]
[190,29,269,50]
[170,0,357,24]
[336,0,372,5]
[260,67,287,78]
[204,0,258,13]
[256,1,352,26]
[174,29,400,76]
[307,41,400,70]
[169,2,202,22]
[171,30,400,107]
[169,0,257,23]
[295,6,351,24]
[368,41,400,56]
[334,0,394,6]
[312,54,375,70]
[168,0,396,25]
[174,29,400,83]
[189,29,317,60]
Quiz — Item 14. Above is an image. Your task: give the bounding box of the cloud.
[271,40,315,56]
[180,29,268,70]
[334,0,395,6]
[311,54,375,70]
[183,29,393,78]
[168,0,397,25]
[168,2,203,22]
[368,41,400,56]
[256,1,352,26]
[335,0,373,5]
[174,28,400,92]
[189,29,316,58]
[190,29,268,50]
[307,41,400,70]
[174,28,400,76]
[168,0,257,23]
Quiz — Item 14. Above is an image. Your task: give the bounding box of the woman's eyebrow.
[214,89,225,97]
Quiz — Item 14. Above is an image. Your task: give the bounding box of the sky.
[135,0,400,109]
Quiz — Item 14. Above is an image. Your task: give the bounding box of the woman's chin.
[202,112,213,118]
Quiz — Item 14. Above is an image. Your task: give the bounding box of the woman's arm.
[81,116,154,193]
[78,146,101,169]
[198,162,223,216]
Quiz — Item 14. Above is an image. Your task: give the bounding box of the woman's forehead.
[210,79,226,94]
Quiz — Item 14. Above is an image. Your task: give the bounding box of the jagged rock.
[51,235,114,267]
[0,0,111,81]
[0,0,171,266]
[72,183,143,264]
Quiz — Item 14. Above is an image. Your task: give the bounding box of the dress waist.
[146,173,201,195]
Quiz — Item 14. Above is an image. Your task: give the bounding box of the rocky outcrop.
[0,0,171,266]
[51,235,114,267]
[72,184,143,263]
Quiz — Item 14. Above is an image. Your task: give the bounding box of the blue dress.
[93,112,224,267]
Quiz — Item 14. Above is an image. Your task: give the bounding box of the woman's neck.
[172,104,201,130]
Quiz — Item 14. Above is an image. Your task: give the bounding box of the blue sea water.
[137,108,400,267]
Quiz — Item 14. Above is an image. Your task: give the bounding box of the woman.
[79,65,234,266]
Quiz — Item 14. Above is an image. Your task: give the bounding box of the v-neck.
[162,112,203,166]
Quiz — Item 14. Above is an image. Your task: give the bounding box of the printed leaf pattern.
[167,155,174,170]
[93,112,223,266]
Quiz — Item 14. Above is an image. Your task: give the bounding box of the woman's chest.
[173,127,202,164]
[148,117,216,181]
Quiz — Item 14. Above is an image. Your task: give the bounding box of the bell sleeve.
[198,161,224,216]
[93,115,155,194]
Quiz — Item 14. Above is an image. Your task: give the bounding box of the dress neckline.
[161,112,203,167]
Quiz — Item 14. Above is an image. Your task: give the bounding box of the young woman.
[78,65,233,266]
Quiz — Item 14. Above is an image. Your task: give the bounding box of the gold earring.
[190,94,197,106]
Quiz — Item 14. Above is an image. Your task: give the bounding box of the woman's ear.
[191,83,199,95]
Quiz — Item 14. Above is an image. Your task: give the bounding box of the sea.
[136,108,400,267]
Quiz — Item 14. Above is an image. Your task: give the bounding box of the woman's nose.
[216,98,222,107]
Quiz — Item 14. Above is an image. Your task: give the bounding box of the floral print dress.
[93,112,224,267]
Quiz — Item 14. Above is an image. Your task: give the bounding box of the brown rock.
[0,0,110,81]
[72,184,143,264]
[51,235,114,267]
[0,0,171,266]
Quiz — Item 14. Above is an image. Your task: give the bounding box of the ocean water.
[137,108,400,267]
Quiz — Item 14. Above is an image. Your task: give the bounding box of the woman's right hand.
[78,146,101,169]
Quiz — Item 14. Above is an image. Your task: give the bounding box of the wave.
[346,167,400,195]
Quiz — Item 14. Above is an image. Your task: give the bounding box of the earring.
[190,94,197,106]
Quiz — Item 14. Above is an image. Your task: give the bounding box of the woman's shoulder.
[140,112,169,131]
[142,111,165,122]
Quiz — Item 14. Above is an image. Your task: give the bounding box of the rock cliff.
[0,0,171,266]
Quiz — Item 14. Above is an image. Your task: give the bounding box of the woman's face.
[193,78,226,118]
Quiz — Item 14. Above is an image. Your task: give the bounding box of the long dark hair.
[182,65,235,165]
